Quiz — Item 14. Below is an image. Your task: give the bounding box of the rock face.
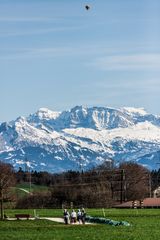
[0,106,160,173]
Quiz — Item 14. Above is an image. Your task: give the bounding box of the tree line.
[0,160,160,219]
[15,162,155,208]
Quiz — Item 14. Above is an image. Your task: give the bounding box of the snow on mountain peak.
[122,107,147,116]
[27,108,61,129]
[15,116,26,124]
[35,108,60,120]
[56,105,134,130]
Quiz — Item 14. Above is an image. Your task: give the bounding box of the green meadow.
[0,208,160,240]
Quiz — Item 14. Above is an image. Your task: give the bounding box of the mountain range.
[0,106,160,172]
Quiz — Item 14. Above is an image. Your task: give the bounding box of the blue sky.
[1,0,160,122]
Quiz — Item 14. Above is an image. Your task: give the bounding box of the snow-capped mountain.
[0,106,160,172]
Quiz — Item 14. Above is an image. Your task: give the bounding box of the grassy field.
[0,208,160,240]
[13,183,48,197]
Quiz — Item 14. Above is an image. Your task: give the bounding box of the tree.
[0,161,16,220]
[118,162,149,201]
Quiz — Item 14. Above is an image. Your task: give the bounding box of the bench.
[15,214,31,220]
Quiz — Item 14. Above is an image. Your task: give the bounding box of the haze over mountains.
[0,106,160,172]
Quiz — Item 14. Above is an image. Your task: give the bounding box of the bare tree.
[0,161,16,220]
[118,162,149,201]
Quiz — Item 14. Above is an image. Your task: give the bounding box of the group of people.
[63,208,86,224]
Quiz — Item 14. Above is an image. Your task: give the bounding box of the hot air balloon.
[85,5,90,10]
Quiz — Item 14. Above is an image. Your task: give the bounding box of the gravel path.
[7,217,93,224]
[42,217,92,224]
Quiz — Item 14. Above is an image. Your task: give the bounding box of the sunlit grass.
[1,208,160,240]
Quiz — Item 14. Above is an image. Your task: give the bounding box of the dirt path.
[43,217,93,224]
[7,217,93,224]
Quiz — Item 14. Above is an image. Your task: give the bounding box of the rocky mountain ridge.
[0,106,160,172]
